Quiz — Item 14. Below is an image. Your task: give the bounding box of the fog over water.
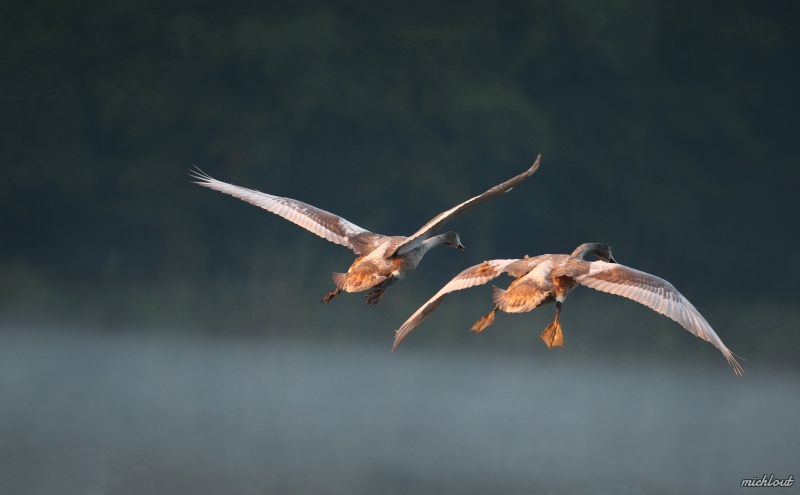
[1,326,797,495]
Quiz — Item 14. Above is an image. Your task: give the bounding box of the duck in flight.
[190,155,541,305]
[391,242,743,375]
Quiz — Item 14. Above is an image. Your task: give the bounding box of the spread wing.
[571,261,743,375]
[391,155,541,256]
[190,168,385,255]
[392,259,518,351]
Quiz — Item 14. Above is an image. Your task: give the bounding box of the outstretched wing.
[391,155,541,257]
[570,261,743,375]
[392,259,518,351]
[190,168,385,255]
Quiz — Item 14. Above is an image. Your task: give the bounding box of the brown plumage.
[191,155,541,304]
[392,243,743,375]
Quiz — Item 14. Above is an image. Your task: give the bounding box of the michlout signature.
[741,475,794,487]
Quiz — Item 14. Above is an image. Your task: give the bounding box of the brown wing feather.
[190,168,385,255]
[391,259,518,351]
[390,155,541,257]
[504,254,548,278]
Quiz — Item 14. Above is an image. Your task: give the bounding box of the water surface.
[0,327,796,494]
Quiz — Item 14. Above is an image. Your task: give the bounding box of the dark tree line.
[1,0,798,331]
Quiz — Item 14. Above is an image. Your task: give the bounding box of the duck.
[190,154,541,305]
[391,242,743,375]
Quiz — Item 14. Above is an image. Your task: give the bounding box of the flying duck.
[391,243,743,375]
[190,155,541,305]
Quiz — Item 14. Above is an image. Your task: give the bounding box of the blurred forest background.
[1,0,798,366]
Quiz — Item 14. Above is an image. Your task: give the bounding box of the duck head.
[443,231,466,251]
[571,242,617,263]
[594,244,617,263]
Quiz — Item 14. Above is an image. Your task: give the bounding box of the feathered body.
[332,233,461,294]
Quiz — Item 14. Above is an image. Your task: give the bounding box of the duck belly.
[553,277,579,302]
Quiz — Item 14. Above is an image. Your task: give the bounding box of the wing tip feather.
[528,153,542,174]
[188,165,214,184]
[724,348,745,376]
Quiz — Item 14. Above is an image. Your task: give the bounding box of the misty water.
[1,326,797,495]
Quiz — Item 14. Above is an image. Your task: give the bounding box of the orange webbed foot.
[540,316,564,349]
[471,308,498,333]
